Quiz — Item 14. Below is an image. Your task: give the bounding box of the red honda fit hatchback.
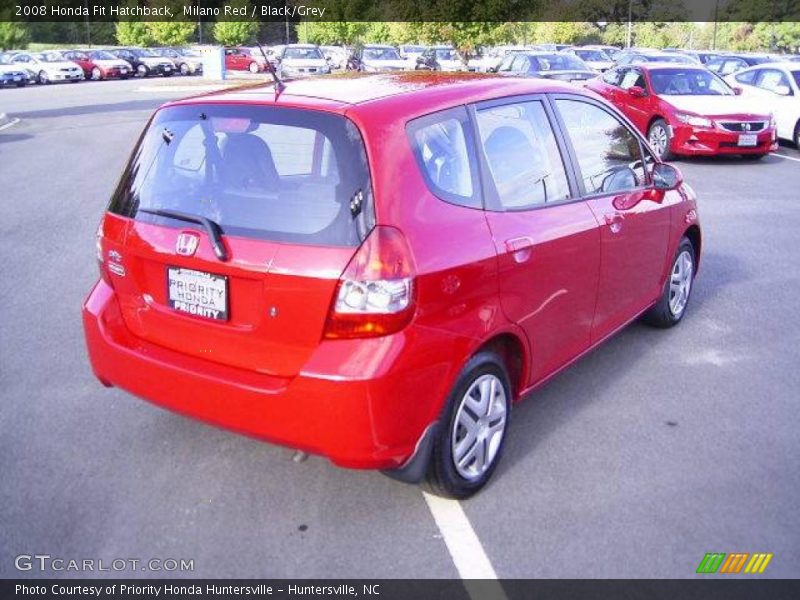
[83,73,701,497]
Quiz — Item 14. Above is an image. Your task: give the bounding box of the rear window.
[109,104,374,247]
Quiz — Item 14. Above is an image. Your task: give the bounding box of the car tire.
[248,61,259,73]
[137,64,148,77]
[425,351,511,499]
[648,118,673,161]
[38,70,49,85]
[91,67,102,81]
[16,80,27,88]
[794,120,800,150]
[180,62,190,76]
[643,237,696,328]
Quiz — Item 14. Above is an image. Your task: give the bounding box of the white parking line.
[771,151,800,163]
[423,492,507,599]
[0,117,21,132]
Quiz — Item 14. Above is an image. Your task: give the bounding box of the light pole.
[626,0,633,48]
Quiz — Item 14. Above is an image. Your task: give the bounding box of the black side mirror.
[652,163,683,191]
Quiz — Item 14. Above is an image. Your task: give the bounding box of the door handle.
[505,236,535,263]
[605,213,625,234]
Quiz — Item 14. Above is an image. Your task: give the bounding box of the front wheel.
[648,118,673,161]
[643,237,696,328]
[248,61,259,73]
[38,70,50,85]
[137,64,148,77]
[180,62,190,76]
[425,351,511,499]
[794,120,800,150]
[91,67,102,81]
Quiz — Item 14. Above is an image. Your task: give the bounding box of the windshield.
[33,52,65,63]
[651,54,695,64]
[89,50,117,60]
[108,104,374,247]
[363,48,401,61]
[134,49,159,58]
[402,46,424,53]
[650,68,734,95]
[283,47,323,60]
[179,48,200,57]
[435,49,457,60]
[575,49,609,61]
[531,54,588,71]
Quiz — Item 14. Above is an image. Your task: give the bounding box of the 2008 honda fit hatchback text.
[83,73,701,497]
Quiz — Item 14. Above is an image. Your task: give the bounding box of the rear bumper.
[670,124,777,156]
[82,280,460,470]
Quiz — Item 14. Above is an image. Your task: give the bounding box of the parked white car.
[398,44,426,66]
[726,62,800,147]
[562,47,614,72]
[320,45,348,70]
[354,45,409,72]
[10,51,83,84]
[277,44,330,78]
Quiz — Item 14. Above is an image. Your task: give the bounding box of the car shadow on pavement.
[0,132,33,145]
[496,250,746,480]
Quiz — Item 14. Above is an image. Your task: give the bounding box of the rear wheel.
[180,62,190,76]
[794,120,800,150]
[91,67,102,81]
[137,64,148,77]
[425,351,511,499]
[643,237,696,328]
[648,118,673,161]
[38,70,49,85]
[248,61,259,73]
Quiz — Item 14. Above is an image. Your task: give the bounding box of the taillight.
[96,217,115,287]
[324,226,416,339]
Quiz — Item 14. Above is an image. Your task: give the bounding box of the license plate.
[738,133,758,147]
[121,68,128,73]
[164,66,171,70]
[167,267,228,321]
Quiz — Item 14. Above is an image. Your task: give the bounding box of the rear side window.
[109,104,374,247]
[555,99,647,196]
[476,101,571,210]
[408,106,480,209]
[735,69,758,85]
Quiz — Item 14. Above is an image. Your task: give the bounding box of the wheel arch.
[683,224,702,270]
[473,331,529,401]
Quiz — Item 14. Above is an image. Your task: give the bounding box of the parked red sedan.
[62,49,132,81]
[224,47,264,72]
[587,63,777,159]
[83,73,701,497]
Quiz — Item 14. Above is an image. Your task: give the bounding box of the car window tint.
[602,68,622,86]
[476,101,571,210]
[620,69,645,90]
[735,69,758,84]
[511,55,528,72]
[408,107,479,208]
[555,99,646,196]
[757,69,791,92]
[110,104,374,247]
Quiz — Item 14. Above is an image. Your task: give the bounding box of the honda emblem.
[176,232,199,256]
[743,123,751,131]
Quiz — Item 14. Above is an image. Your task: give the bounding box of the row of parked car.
[0,46,204,86]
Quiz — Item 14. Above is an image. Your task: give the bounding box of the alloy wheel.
[91,67,101,81]
[669,250,693,317]
[649,125,669,158]
[451,374,508,481]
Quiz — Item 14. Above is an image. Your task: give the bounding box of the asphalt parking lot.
[1,78,799,579]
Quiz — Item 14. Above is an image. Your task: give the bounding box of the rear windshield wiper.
[137,208,228,261]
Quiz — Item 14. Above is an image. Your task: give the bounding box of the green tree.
[212,0,258,46]
[147,22,196,46]
[116,21,155,46]
[0,21,29,50]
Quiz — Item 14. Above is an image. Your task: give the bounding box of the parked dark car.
[496,51,596,83]
[705,53,779,76]
[108,48,175,77]
[415,46,467,71]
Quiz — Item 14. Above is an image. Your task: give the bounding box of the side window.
[497,54,515,72]
[555,99,647,196]
[706,59,722,73]
[602,68,622,86]
[408,107,480,209]
[735,69,759,85]
[476,101,571,210]
[720,59,744,75]
[510,55,528,72]
[757,69,791,93]
[619,69,645,90]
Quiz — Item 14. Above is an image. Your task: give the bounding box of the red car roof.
[166,72,590,120]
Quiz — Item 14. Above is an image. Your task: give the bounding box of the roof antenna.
[255,40,284,95]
